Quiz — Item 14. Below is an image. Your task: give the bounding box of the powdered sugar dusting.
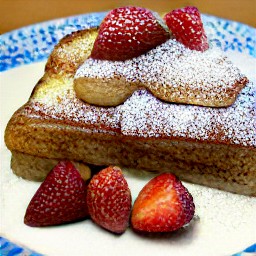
[23,77,255,148]
[24,80,121,133]
[120,83,255,147]
[75,39,246,106]
[21,40,255,148]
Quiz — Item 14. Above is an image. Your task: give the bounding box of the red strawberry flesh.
[91,6,170,61]
[24,161,89,227]
[164,6,209,51]
[131,173,195,232]
[87,166,132,234]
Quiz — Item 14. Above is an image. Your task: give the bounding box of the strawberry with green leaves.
[24,161,89,227]
[91,6,170,61]
[131,173,195,232]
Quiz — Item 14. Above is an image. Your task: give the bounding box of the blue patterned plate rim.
[0,12,255,72]
[1,236,255,255]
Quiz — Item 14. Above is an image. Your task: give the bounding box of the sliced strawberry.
[87,166,132,234]
[91,6,170,61]
[164,6,209,51]
[24,161,89,227]
[131,173,195,232]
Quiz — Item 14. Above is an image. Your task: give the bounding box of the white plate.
[0,12,256,256]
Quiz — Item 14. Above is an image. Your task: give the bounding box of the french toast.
[4,25,256,196]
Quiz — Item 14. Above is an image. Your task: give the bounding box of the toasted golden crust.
[4,27,256,196]
[45,28,98,76]
[5,109,256,195]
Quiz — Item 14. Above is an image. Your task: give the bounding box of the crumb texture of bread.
[10,145,255,196]
[11,151,58,181]
[11,151,91,181]
[4,27,256,196]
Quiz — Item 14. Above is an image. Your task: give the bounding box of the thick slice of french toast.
[4,27,256,196]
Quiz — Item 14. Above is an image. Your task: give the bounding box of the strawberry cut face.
[131,173,195,232]
[91,6,170,61]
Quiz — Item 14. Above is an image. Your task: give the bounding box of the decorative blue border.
[232,243,256,256]
[202,15,256,57]
[0,12,255,72]
[0,12,106,72]
[0,237,43,256]
[0,236,255,256]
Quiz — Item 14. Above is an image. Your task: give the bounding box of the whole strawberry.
[164,6,209,51]
[24,161,89,227]
[87,166,132,234]
[91,6,170,61]
[131,173,195,232]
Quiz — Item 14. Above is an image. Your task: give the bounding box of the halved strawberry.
[91,6,170,61]
[164,6,209,51]
[87,166,132,234]
[131,173,195,232]
[24,161,89,227]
